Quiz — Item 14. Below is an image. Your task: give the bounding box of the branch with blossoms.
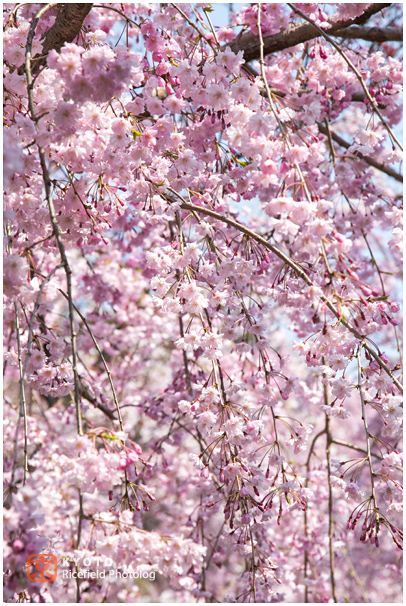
[24,3,83,436]
[3,2,403,603]
[168,192,402,394]
[228,3,393,60]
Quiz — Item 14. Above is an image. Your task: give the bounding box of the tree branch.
[12,302,29,487]
[41,3,93,55]
[166,190,403,393]
[288,3,402,150]
[333,26,402,42]
[31,3,93,73]
[25,4,84,436]
[228,4,392,62]
[317,123,403,183]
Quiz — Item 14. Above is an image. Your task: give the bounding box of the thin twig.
[25,3,83,435]
[77,490,84,548]
[170,3,216,51]
[323,119,337,165]
[11,264,63,486]
[57,288,124,431]
[11,302,29,486]
[331,439,382,460]
[256,5,312,204]
[249,529,257,602]
[357,349,379,521]
[22,264,63,384]
[303,428,326,602]
[317,123,403,183]
[201,7,220,48]
[92,4,140,29]
[323,391,337,602]
[168,220,193,395]
[341,548,368,602]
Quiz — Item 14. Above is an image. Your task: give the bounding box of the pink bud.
[132,442,142,455]
[359,285,373,296]
[240,485,250,497]
[128,451,138,464]
[318,9,328,21]
[241,513,251,525]
[13,539,25,552]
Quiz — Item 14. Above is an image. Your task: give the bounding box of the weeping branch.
[25,4,83,436]
[166,190,403,394]
[317,123,403,183]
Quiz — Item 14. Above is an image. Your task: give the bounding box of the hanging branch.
[317,123,403,183]
[166,190,403,393]
[357,350,380,521]
[287,3,403,151]
[57,288,124,432]
[303,428,326,602]
[324,400,337,602]
[11,302,29,486]
[25,3,83,436]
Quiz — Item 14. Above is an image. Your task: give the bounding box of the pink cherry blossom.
[3,3,403,604]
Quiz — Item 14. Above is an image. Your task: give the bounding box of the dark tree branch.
[333,25,402,42]
[317,123,403,183]
[41,3,93,55]
[228,4,392,61]
[30,3,93,73]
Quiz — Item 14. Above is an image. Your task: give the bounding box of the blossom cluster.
[3,2,403,603]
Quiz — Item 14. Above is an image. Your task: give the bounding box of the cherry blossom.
[3,2,403,603]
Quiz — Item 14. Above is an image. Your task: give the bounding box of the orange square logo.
[27,554,57,582]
